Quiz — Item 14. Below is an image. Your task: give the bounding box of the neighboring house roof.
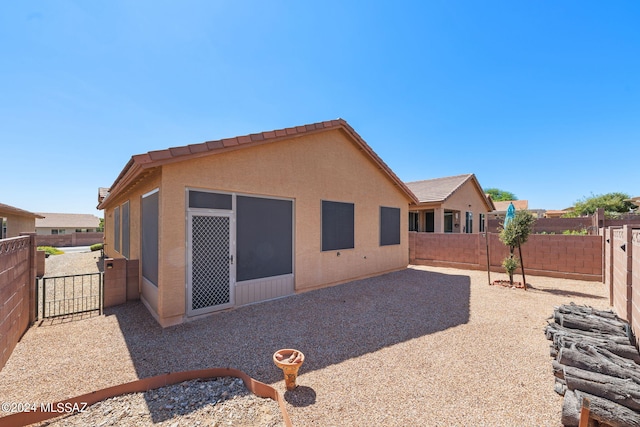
[0,202,44,219]
[492,200,529,212]
[98,118,419,208]
[545,209,569,218]
[36,213,101,229]
[627,196,640,206]
[98,187,110,204]
[405,174,494,211]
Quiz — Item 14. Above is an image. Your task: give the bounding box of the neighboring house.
[490,200,545,219]
[35,213,101,235]
[544,208,574,218]
[98,187,110,205]
[0,202,44,238]
[98,119,419,327]
[405,174,494,234]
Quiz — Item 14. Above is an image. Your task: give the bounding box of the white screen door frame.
[187,211,235,316]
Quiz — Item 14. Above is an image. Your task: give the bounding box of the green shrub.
[502,256,519,274]
[37,246,64,255]
[562,229,588,235]
[90,243,104,252]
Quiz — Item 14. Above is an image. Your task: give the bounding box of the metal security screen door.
[188,212,234,316]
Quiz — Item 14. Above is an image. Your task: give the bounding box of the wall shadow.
[106,268,470,423]
[527,284,607,300]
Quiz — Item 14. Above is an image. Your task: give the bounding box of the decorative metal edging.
[0,367,292,427]
[0,236,29,256]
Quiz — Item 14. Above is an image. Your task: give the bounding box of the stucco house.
[490,200,545,219]
[0,202,44,239]
[35,213,101,235]
[98,119,418,326]
[405,174,494,233]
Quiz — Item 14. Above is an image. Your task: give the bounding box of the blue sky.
[2,1,639,216]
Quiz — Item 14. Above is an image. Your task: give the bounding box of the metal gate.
[37,273,103,319]
[187,213,234,316]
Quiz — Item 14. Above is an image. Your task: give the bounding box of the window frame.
[114,206,121,252]
[141,189,159,287]
[380,206,401,246]
[321,200,355,252]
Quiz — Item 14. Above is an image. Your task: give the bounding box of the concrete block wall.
[0,235,35,371]
[632,229,640,348]
[488,217,592,234]
[104,258,127,308]
[103,258,140,309]
[412,232,479,269]
[611,228,632,323]
[410,232,603,281]
[35,232,103,248]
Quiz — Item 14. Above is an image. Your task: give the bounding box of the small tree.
[563,192,634,217]
[484,188,518,202]
[501,256,519,286]
[499,210,536,289]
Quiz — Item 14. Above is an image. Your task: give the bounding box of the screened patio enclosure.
[186,189,294,316]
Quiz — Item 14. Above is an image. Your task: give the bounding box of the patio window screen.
[122,201,130,259]
[425,211,435,232]
[322,200,354,251]
[141,190,159,287]
[409,212,419,232]
[114,206,120,252]
[189,191,232,210]
[236,196,293,281]
[380,206,401,246]
[479,213,486,233]
[465,211,473,233]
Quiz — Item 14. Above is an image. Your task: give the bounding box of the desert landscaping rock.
[0,250,611,426]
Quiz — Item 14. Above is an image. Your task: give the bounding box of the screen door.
[187,212,234,316]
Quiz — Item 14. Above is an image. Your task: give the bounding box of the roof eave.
[100,119,420,208]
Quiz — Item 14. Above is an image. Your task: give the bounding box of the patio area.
[0,265,609,426]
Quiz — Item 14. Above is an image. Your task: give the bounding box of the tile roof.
[405,174,475,203]
[492,200,529,212]
[99,119,419,208]
[0,203,44,219]
[405,174,495,211]
[98,187,109,204]
[36,213,101,229]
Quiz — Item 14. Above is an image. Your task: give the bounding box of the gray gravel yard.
[0,251,611,426]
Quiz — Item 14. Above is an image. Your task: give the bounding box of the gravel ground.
[33,378,284,427]
[0,251,612,426]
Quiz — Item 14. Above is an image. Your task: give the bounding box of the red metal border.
[0,368,292,427]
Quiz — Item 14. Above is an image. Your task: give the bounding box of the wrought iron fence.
[37,273,103,319]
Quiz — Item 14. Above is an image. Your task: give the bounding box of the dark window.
[425,211,435,232]
[444,212,453,233]
[380,207,401,246]
[321,200,354,251]
[114,206,120,252]
[122,201,130,259]
[142,190,159,287]
[465,211,473,234]
[189,191,232,210]
[479,213,486,233]
[236,196,293,281]
[409,212,419,232]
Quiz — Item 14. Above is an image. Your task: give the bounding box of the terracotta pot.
[273,349,305,391]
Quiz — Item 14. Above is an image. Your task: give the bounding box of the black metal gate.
[37,273,103,319]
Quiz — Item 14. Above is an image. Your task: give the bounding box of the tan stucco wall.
[103,171,161,314]
[412,180,490,233]
[4,215,36,238]
[156,129,410,323]
[102,130,410,325]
